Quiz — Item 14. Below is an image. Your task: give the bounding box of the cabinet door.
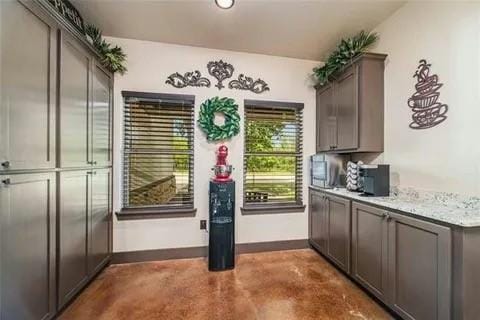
[0,173,56,320]
[91,65,112,166]
[0,1,56,171]
[326,194,351,273]
[89,168,111,274]
[309,190,327,253]
[59,34,91,168]
[58,170,89,308]
[388,213,451,320]
[316,84,336,152]
[351,202,389,302]
[335,66,358,150]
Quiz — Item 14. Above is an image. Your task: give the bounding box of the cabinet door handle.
[2,178,11,185]
[1,161,10,168]
[384,212,391,221]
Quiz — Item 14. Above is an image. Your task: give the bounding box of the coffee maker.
[359,164,390,197]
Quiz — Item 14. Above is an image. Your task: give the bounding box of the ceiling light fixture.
[215,0,234,9]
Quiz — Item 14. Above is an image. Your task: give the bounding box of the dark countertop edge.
[308,186,475,229]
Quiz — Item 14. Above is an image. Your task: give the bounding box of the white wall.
[369,1,480,196]
[108,37,319,252]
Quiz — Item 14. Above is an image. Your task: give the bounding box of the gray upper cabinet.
[91,65,112,167]
[309,190,328,253]
[388,212,451,320]
[335,66,358,150]
[316,53,386,153]
[58,170,90,308]
[325,194,351,273]
[89,168,111,274]
[0,173,56,320]
[351,202,389,302]
[0,1,56,171]
[316,84,335,152]
[59,34,91,168]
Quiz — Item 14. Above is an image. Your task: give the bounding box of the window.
[121,92,195,216]
[243,100,304,213]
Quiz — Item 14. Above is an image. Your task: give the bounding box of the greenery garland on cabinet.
[198,97,240,141]
[85,24,127,74]
[313,30,379,86]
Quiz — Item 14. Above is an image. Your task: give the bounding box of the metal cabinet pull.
[384,212,391,221]
[2,178,11,185]
[1,161,10,168]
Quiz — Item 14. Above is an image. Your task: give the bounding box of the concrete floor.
[60,249,392,320]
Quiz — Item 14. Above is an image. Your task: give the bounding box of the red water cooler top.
[212,145,233,182]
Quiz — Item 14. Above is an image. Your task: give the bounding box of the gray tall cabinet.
[0,1,113,319]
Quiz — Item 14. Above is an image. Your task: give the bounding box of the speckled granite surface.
[310,186,480,227]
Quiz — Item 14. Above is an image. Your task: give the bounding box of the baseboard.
[236,239,309,254]
[112,246,207,264]
[112,239,309,264]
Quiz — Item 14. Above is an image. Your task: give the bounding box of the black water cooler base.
[208,222,235,271]
[208,180,235,272]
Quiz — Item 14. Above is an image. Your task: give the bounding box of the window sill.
[116,207,197,220]
[241,204,305,215]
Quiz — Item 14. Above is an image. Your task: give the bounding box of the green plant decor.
[85,24,127,74]
[313,30,379,86]
[198,97,240,141]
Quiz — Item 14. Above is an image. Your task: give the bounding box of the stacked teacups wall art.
[407,59,448,129]
[347,161,363,191]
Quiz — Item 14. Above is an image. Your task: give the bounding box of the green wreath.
[198,97,240,141]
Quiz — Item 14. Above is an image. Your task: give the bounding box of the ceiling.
[72,0,405,61]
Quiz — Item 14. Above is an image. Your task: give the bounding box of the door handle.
[2,178,11,185]
[383,212,391,221]
[1,161,10,168]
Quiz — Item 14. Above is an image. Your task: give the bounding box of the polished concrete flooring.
[60,249,392,320]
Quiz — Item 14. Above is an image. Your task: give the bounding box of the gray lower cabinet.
[58,169,112,308]
[89,169,112,274]
[309,190,453,320]
[325,194,351,273]
[309,190,328,253]
[351,202,389,302]
[0,173,56,320]
[58,170,90,308]
[388,211,451,320]
[0,0,56,171]
[308,190,351,273]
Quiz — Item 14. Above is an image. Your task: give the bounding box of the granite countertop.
[309,186,480,228]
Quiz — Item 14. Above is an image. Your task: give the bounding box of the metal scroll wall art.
[228,74,270,94]
[207,60,235,90]
[407,59,448,129]
[165,71,211,88]
[165,60,270,94]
